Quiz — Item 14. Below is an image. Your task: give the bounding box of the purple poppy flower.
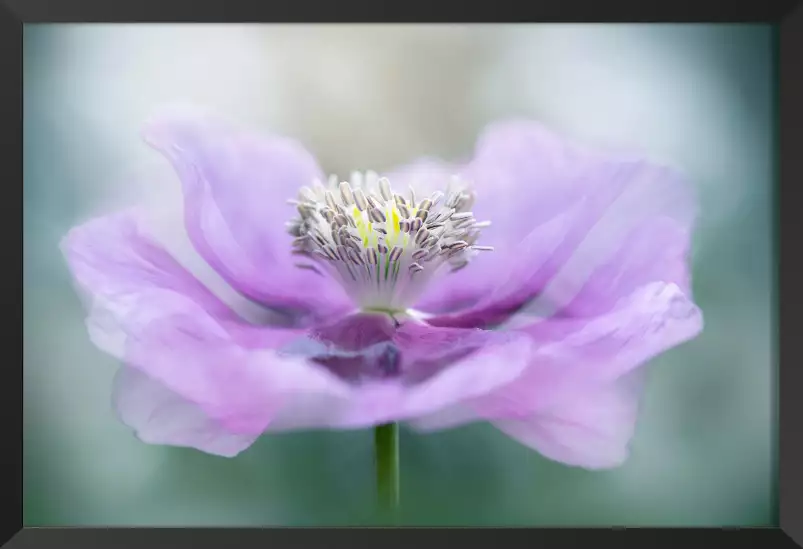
[62,107,702,469]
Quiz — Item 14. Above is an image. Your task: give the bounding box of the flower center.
[286,171,492,311]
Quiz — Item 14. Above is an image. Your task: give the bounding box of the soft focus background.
[23,24,775,526]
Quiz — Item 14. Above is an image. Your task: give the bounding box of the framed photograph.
[11,1,803,547]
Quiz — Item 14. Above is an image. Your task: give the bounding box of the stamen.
[339,181,355,205]
[397,203,411,219]
[353,189,368,211]
[451,260,469,272]
[296,263,322,275]
[286,170,493,311]
[369,208,386,223]
[325,191,338,211]
[379,177,393,201]
[299,186,316,202]
[414,228,429,246]
[412,249,429,261]
[388,246,403,262]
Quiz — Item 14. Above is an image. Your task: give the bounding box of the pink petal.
[61,209,350,453]
[264,334,533,431]
[492,371,646,469]
[405,403,482,432]
[422,120,697,328]
[142,106,353,324]
[408,280,702,468]
[262,314,535,431]
[62,208,238,358]
[112,366,259,457]
[122,308,348,436]
[480,281,702,420]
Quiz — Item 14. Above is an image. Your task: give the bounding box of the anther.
[296,263,322,275]
[368,208,386,223]
[353,189,368,211]
[379,177,393,201]
[412,249,429,261]
[414,227,430,246]
[324,191,338,211]
[451,260,470,272]
[339,181,355,205]
[388,246,403,262]
[298,186,316,202]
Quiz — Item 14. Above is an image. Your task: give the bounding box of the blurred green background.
[23,24,775,526]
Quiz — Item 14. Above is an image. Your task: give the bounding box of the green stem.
[374,422,400,519]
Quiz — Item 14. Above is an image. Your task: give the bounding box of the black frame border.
[9,0,803,547]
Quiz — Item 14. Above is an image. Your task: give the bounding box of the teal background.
[23,24,775,526]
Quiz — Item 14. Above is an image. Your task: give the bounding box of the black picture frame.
[9,0,803,547]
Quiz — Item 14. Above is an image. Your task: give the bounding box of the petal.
[478,281,702,421]
[61,208,237,359]
[492,371,646,469]
[62,209,350,453]
[123,309,348,436]
[112,366,259,458]
[263,313,535,430]
[409,281,702,439]
[544,215,693,319]
[264,333,532,431]
[142,106,353,323]
[405,403,481,432]
[423,120,697,327]
[285,312,523,385]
